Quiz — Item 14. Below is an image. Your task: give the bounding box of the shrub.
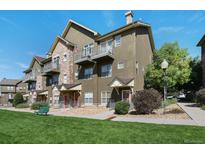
[132,88,162,114]
[31,102,49,110]
[115,101,130,115]
[196,89,205,105]
[185,92,196,102]
[201,105,205,110]
[162,98,177,107]
[15,103,29,108]
[13,92,24,107]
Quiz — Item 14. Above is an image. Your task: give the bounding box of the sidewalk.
[178,103,205,126]
[112,117,196,126]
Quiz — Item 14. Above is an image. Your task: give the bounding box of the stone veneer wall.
[52,41,74,85]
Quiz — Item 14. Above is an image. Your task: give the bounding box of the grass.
[1,110,205,143]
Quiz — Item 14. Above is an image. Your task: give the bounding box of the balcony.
[24,74,36,83]
[42,62,60,76]
[91,49,114,62]
[74,48,114,65]
[74,52,95,65]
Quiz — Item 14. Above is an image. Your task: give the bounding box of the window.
[115,35,121,47]
[8,94,12,99]
[10,86,14,91]
[101,91,111,105]
[84,92,93,104]
[53,56,60,69]
[83,43,94,57]
[63,53,68,62]
[63,74,67,83]
[7,86,10,90]
[107,40,113,52]
[53,75,59,85]
[100,40,113,53]
[84,67,93,79]
[101,64,112,77]
[117,61,125,69]
[100,42,106,53]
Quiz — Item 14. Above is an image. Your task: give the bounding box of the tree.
[13,92,24,107]
[145,42,191,92]
[182,57,202,92]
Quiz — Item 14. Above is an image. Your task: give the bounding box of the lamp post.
[161,59,169,101]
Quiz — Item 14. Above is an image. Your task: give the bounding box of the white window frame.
[84,92,93,105]
[83,43,94,57]
[101,91,111,105]
[100,39,113,53]
[101,64,112,78]
[115,35,121,47]
[117,62,125,69]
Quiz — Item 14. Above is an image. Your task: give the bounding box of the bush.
[196,89,205,105]
[132,88,162,114]
[115,101,130,115]
[184,92,196,102]
[15,103,29,108]
[201,105,205,110]
[31,102,49,110]
[13,92,24,107]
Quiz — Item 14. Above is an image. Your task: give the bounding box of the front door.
[122,90,131,102]
[64,96,68,108]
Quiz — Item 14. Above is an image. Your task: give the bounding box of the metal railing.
[24,74,36,81]
[43,62,60,73]
[74,48,113,62]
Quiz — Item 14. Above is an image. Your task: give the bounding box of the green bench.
[35,107,49,116]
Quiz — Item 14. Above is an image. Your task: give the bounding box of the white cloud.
[101,11,115,28]
[16,62,28,69]
[155,26,184,33]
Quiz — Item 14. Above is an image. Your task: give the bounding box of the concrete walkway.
[178,103,205,126]
[112,117,196,126]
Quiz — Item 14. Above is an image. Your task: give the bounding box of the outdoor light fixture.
[161,59,169,102]
[161,59,169,70]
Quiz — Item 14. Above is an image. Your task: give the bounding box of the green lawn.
[0,109,205,144]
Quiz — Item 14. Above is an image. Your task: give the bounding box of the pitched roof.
[61,19,100,38]
[35,56,45,63]
[24,56,45,73]
[62,83,81,89]
[47,35,75,56]
[96,20,155,51]
[197,35,205,46]
[0,78,22,86]
[108,77,134,86]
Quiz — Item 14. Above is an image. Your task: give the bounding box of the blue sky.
[0,10,204,80]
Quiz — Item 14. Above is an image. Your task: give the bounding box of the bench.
[35,107,49,116]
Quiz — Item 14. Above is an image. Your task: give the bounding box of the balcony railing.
[43,62,60,74]
[74,48,114,64]
[24,74,36,82]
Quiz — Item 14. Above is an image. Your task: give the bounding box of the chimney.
[125,11,134,25]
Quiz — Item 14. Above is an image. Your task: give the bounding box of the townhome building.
[72,11,154,107]
[23,56,47,103]
[0,78,27,105]
[41,36,76,107]
[197,34,205,87]
[23,11,154,108]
